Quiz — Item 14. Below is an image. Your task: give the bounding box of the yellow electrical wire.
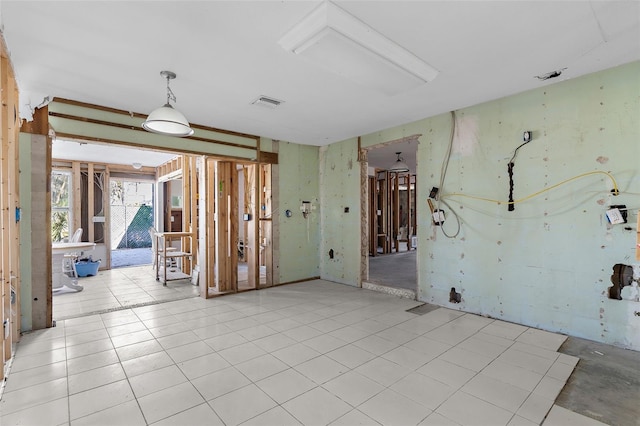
[442,170,620,205]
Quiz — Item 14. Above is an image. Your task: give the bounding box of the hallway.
[368,251,417,292]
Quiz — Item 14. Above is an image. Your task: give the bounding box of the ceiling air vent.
[252,96,283,109]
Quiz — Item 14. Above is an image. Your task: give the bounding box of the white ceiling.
[2,1,639,171]
[52,139,177,168]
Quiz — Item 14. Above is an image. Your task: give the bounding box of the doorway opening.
[361,136,419,297]
[237,163,272,291]
[201,160,273,297]
[109,178,155,268]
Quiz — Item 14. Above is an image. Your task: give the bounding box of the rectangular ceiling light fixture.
[278,1,439,95]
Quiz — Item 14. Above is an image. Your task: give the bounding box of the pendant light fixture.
[389,152,409,173]
[142,70,194,137]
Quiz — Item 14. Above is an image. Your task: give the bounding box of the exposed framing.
[26,97,280,328]
[1,36,21,380]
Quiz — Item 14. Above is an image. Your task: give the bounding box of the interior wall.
[274,142,320,284]
[355,61,640,349]
[319,139,362,286]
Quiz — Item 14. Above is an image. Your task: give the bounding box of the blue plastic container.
[75,260,100,277]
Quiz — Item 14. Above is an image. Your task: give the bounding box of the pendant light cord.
[165,74,177,105]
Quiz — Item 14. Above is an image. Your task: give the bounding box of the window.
[51,170,72,242]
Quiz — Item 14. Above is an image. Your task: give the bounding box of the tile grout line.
[4,282,579,426]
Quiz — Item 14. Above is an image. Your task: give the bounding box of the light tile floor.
[54,266,199,320]
[2,280,606,426]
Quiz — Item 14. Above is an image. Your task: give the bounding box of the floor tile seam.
[271,348,324,369]
[0,394,70,419]
[451,336,517,361]
[63,321,109,337]
[85,378,141,423]
[494,347,561,377]
[361,387,433,425]
[24,320,71,331]
[513,392,558,425]
[474,321,529,342]
[68,386,147,425]
[9,376,71,418]
[128,366,190,400]
[276,384,357,425]
[461,373,537,413]
[66,367,129,398]
[390,372,463,416]
[452,389,526,422]
[66,348,121,373]
[350,338,399,358]
[433,333,497,362]
[299,335,353,355]
[251,369,321,405]
[1,371,68,395]
[475,367,542,395]
[505,344,561,364]
[12,342,68,358]
[208,382,280,424]
[111,336,171,377]
[319,376,388,410]
[6,353,67,376]
[121,361,175,383]
[410,363,471,392]
[324,349,373,371]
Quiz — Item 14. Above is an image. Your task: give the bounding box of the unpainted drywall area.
[20,133,50,331]
[319,139,361,286]
[274,142,320,284]
[355,61,640,349]
[18,134,33,332]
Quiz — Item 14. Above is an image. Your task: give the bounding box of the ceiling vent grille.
[252,96,283,109]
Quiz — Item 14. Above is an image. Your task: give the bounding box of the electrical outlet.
[606,209,624,224]
[432,210,445,225]
[606,206,627,224]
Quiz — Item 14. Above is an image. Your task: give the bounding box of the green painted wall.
[274,142,320,283]
[354,61,639,349]
[319,139,362,286]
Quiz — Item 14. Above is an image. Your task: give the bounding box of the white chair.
[62,228,83,278]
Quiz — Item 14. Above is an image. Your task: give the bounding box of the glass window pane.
[51,172,70,208]
[51,211,69,242]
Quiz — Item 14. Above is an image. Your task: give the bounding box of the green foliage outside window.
[51,171,71,242]
[51,211,69,243]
